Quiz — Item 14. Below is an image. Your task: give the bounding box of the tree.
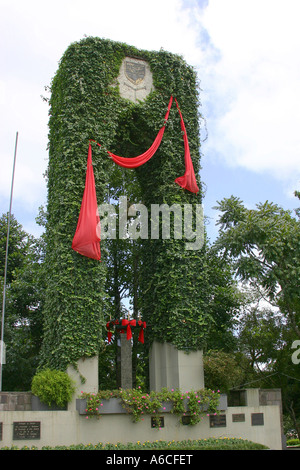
[0,213,45,390]
[235,286,285,370]
[213,193,300,438]
[203,349,252,394]
[213,193,300,339]
[0,213,28,283]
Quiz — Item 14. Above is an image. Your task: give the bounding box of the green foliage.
[0,213,28,283]
[286,438,300,447]
[214,195,300,338]
[203,349,248,393]
[31,369,76,407]
[213,194,300,434]
[0,213,45,390]
[1,438,268,450]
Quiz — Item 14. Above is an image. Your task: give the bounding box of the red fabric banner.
[71,144,101,260]
[174,98,199,194]
[108,96,173,168]
[72,96,199,260]
[138,320,146,344]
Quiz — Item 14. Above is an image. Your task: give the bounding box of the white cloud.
[0,0,204,214]
[1,0,299,238]
[199,0,300,191]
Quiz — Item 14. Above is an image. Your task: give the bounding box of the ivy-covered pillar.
[135,55,208,345]
[39,38,124,374]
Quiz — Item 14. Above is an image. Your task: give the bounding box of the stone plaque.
[13,421,41,440]
[251,413,264,426]
[232,413,245,423]
[209,414,226,428]
[0,422,2,441]
[117,57,154,103]
[125,61,146,85]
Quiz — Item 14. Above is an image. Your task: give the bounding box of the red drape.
[71,143,101,260]
[138,320,146,344]
[108,96,173,168]
[72,96,199,260]
[174,98,199,194]
[107,96,199,194]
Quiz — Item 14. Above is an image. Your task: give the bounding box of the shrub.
[31,369,76,407]
[286,438,300,447]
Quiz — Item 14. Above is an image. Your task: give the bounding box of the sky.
[0,0,299,242]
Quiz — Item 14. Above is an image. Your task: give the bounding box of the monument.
[0,38,284,450]
[40,37,206,393]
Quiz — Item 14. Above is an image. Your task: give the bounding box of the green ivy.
[40,37,208,372]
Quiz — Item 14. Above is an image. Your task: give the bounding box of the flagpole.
[0,131,18,391]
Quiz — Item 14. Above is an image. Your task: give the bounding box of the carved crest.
[125,60,146,85]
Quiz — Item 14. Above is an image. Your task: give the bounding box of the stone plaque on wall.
[117,57,154,103]
[232,413,245,422]
[13,421,41,440]
[251,413,264,426]
[209,414,226,428]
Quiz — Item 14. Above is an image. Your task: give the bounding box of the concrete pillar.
[120,333,132,389]
[67,356,99,410]
[149,341,204,392]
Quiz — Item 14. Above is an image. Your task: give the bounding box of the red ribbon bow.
[121,319,136,340]
[106,319,146,343]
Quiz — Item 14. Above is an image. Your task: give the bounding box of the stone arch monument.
[40,37,206,393]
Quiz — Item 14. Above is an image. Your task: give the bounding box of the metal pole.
[0,131,18,391]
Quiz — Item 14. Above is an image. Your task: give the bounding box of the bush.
[286,438,300,447]
[31,369,75,407]
[0,438,269,451]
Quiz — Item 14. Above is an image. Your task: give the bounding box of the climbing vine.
[40,36,208,372]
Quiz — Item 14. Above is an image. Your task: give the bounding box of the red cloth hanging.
[72,96,199,261]
[138,320,146,344]
[106,320,119,343]
[107,96,173,168]
[106,324,113,343]
[174,98,199,194]
[108,95,199,193]
[71,144,101,260]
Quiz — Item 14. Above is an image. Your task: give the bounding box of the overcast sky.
[1,0,299,241]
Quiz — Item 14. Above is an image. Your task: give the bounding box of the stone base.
[149,341,204,392]
[117,333,132,389]
[67,356,99,404]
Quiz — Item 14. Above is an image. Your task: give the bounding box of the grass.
[1,437,268,450]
